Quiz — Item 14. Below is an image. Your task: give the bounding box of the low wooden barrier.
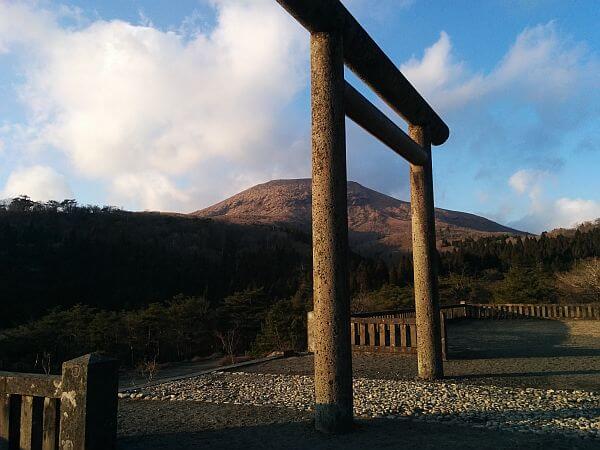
[351,307,418,319]
[307,312,447,359]
[351,304,600,321]
[463,303,600,320]
[306,302,599,359]
[0,353,118,450]
[351,304,466,320]
[351,317,418,354]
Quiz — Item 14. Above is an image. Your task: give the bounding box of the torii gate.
[275,0,450,433]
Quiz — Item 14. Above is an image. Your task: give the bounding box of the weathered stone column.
[409,124,444,380]
[310,30,353,433]
[59,353,119,449]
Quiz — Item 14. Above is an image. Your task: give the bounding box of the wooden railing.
[461,303,600,320]
[349,303,600,321]
[350,316,448,360]
[351,304,467,320]
[351,317,417,354]
[351,307,418,319]
[0,353,118,450]
[307,302,599,359]
[307,311,447,359]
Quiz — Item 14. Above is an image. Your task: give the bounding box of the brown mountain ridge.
[192,179,527,258]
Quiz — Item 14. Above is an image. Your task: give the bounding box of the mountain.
[191,179,527,257]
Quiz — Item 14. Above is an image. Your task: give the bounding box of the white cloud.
[401,31,481,111]
[0,0,307,210]
[400,23,596,114]
[554,198,600,226]
[401,22,598,231]
[508,169,549,198]
[111,172,190,211]
[507,168,600,232]
[2,165,73,201]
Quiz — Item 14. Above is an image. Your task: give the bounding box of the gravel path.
[120,371,600,440]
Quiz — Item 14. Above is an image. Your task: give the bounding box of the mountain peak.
[192,179,526,257]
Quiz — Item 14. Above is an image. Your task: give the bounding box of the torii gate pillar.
[409,124,444,380]
[310,30,353,433]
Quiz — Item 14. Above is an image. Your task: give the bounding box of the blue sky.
[0,0,599,233]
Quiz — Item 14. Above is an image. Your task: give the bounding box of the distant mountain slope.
[192,179,527,257]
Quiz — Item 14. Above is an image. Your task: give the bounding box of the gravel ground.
[120,371,600,440]
[243,353,600,391]
[244,320,600,391]
[118,400,598,450]
[118,319,600,448]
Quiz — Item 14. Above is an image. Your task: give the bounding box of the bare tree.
[215,329,239,365]
[35,351,53,375]
[557,258,600,302]
[137,354,160,383]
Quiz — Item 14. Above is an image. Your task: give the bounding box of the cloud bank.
[0,0,308,210]
[2,165,73,201]
[507,169,600,232]
[401,23,597,116]
[400,24,599,231]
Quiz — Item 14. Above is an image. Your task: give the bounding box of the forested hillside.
[0,196,313,329]
[0,197,598,372]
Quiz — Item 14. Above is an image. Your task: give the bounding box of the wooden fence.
[349,303,600,321]
[351,317,417,354]
[0,353,118,450]
[307,303,599,358]
[307,312,447,359]
[462,303,600,320]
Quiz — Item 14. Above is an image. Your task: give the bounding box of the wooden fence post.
[19,395,43,449]
[307,311,315,353]
[440,312,448,361]
[59,353,118,450]
[0,394,9,450]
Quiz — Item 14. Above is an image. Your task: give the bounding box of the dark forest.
[1,196,598,372]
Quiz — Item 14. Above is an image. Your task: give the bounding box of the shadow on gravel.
[447,319,600,359]
[451,369,600,380]
[118,417,598,450]
[422,406,600,431]
[117,400,599,450]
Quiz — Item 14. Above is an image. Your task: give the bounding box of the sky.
[0,0,599,233]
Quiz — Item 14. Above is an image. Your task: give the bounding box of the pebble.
[121,372,600,439]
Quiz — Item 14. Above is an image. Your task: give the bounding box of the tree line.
[0,197,598,372]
